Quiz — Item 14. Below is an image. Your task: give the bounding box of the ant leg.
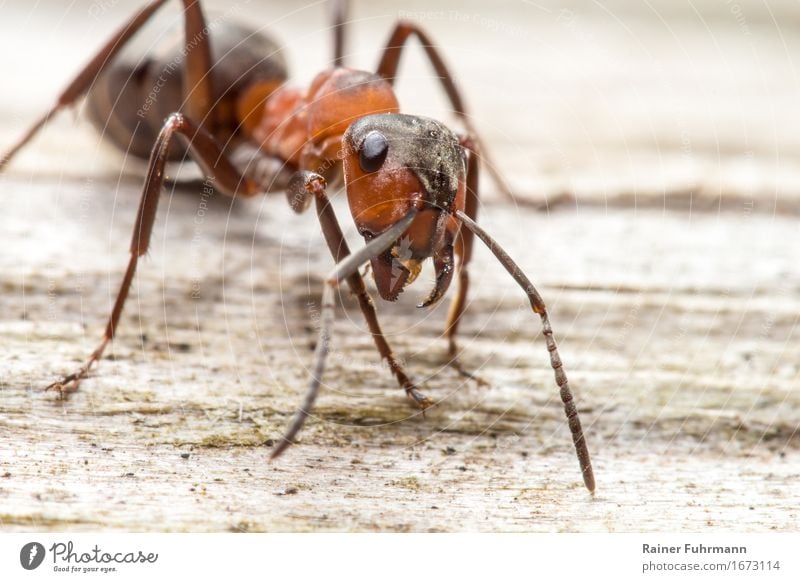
[1,0,214,171]
[45,113,264,396]
[271,202,419,459]
[455,209,596,493]
[375,20,516,204]
[330,0,349,67]
[286,171,432,409]
[443,138,488,386]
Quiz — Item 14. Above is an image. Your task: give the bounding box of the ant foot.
[407,386,433,410]
[448,352,490,388]
[44,342,107,397]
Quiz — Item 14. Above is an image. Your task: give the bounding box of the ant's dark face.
[342,114,466,302]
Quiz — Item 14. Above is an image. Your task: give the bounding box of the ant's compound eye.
[358,131,389,173]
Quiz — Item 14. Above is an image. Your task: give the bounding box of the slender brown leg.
[46,112,262,395]
[375,20,515,203]
[444,138,487,385]
[455,209,595,493]
[0,0,214,172]
[286,172,431,409]
[178,0,214,123]
[271,196,419,459]
[330,0,349,67]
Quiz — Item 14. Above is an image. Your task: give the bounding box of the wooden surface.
[1,0,799,532]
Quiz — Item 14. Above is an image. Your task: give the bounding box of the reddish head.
[342,113,466,305]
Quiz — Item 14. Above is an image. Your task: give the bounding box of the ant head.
[342,113,466,302]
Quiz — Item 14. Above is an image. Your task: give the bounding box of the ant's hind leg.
[1,0,214,172]
[45,113,264,396]
[375,20,516,205]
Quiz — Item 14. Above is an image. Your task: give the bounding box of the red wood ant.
[0,0,595,492]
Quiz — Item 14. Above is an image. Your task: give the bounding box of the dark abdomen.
[86,20,288,160]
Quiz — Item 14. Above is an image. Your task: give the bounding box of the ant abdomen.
[85,21,288,161]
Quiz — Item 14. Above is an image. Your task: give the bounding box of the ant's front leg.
[272,200,420,459]
[45,112,266,396]
[286,171,432,410]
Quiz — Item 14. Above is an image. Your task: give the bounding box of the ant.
[0,0,595,493]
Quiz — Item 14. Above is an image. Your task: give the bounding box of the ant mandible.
[0,0,595,492]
